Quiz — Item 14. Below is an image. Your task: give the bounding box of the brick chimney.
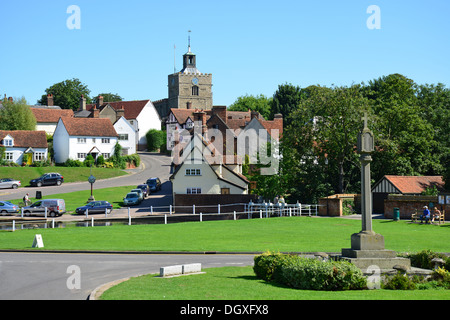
[80,95,86,111]
[97,95,104,108]
[116,105,125,122]
[212,105,227,123]
[194,110,207,134]
[92,106,100,118]
[47,94,54,106]
[251,110,259,120]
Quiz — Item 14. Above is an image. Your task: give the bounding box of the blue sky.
[1,0,449,107]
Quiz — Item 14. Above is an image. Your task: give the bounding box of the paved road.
[0,152,173,203]
[0,252,255,300]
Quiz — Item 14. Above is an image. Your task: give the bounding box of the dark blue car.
[75,201,113,215]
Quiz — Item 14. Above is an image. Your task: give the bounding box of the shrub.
[146,129,164,152]
[64,159,84,167]
[84,154,95,167]
[383,272,416,290]
[96,155,105,166]
[401,250,449,270]
[253,252,367,291]
[253,252,291,282]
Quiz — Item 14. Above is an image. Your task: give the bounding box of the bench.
[411,209,445,225]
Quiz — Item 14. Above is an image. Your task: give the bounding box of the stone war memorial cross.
[340,112,411,273]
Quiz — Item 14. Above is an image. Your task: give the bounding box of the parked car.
[0,201,19,215]
[29,173,64,187]
[123,192,140,206]
[130,188,144,201]
[75,201,113,215]
[146,177,161,192]
[0,178,21,189]
[136,184,150,197]
[22,199,66,217]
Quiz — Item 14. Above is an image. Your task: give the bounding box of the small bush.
[253,252,367,291]
[400,250,449,270]
[383,272,416,290]
[253,252,291,282]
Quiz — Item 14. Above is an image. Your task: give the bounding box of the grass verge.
[0,216,448,253]
[100,266,450,300]
[0,166,128,187]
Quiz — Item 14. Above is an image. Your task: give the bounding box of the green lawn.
[0,216,448,253]
[100,266,450,300]
[9,185,137,213]
[0,166,128,187]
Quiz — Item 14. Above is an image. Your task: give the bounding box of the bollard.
[21,208,24,218]
[52,219,55,229]
[170,205,172,215]
[86,208,88,218]
[45,207,47,219]
[105,208,108,218]
[12,220,15,232]
[218,204,221,215]
[260,210,262,219]
[164,214,167,224]
[91,216,94,227]
[233,211,236,220]
[193,204,195,215]
[200,212,202,222]
[151,206,153,215]
[128,214,131,226]
[289,207,292,217]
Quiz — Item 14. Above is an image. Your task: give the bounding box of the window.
[118,134,128,141]
[102,138,110,144]
[221,188,230,195]
[3,139,13,146]
[3,152,13,161]
[77,153,87,159]
[92,138,96,143]
[187,188,201,194]
[185,169,201,176]
[34,152,45,161]
[102,153,110,159]
[77,138,86,144]
[192,86,199,96]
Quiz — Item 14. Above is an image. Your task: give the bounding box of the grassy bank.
[9,185,137,213]
[0,217,447,253]
[0,166,128,186]
[100,266,450,300]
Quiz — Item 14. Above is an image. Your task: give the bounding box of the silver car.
[0,201,19,215]
[0,178,21,189]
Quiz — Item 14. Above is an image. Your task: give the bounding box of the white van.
[23,199,66,217]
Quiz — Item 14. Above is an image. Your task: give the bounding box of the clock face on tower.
[192,77,199,85]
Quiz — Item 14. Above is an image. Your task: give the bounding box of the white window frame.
[3,152,13,161]
[34,152,45,161]
[185,168,201,176]
[3,139,13,146]
[101,138,110,144]
[118,134,128,141]
[187,188,201,194]
[77,153,87,159]
[77,138,86,144]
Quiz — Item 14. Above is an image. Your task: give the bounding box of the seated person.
[420,206,431,224]
[432,207,442,222]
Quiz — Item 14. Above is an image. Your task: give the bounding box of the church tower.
[167,34,213,112]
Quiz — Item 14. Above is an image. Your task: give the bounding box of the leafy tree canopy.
[38,78,91,110]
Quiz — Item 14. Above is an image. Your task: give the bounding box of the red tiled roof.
[31,108,74,123]
[86,100,151,119]
[384,175,445,194]
[59,117,118,137]
[0,130,48,148]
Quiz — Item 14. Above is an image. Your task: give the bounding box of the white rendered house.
[114,116,137,155]
[53,117,118,163]
[0,130,48,165]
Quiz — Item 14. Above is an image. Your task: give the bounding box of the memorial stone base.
[340,231,411,273]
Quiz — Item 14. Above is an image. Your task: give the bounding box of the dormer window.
[3,135,13,147]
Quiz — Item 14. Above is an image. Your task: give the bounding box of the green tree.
[93,93,123,104]
[146,129,165,152]
[38,78,91,110]
[270,83,304,125]
[0,97,36,130]
[228,94,272,120]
